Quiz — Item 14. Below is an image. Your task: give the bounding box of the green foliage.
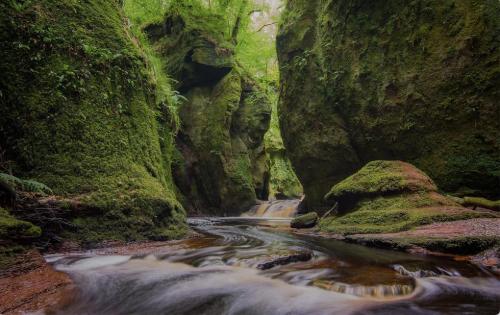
[138,0,279,81]
[123,0,169,25]
[123,0,182,132]
[0,0,186,242]
[0,173,52,195]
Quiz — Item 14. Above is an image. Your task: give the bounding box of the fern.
[0,173,53,195]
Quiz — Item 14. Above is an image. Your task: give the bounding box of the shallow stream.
[44,217,499,315]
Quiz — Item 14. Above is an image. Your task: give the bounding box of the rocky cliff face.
[146,4,272,215]
[0,0,186,244]
[277,0,500,211]
[265,101,303,200]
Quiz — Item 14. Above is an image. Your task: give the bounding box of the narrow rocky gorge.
[0,0,499,314]
[145,3,272,214]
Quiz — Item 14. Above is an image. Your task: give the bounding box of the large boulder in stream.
[291,212,319,229]
[277,0,500,212]
[146,3,271,215]
[320,161,495,234]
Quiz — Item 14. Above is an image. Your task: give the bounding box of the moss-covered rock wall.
[277,0,500,211]
[0,0,186,244]
[265,101,303,200]
[146,3,272,215]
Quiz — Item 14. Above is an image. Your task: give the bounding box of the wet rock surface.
[35,218,500,315]
[291,212,319,229]
[0,250,72,315]
[257,251,313,270]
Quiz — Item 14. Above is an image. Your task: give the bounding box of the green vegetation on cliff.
[278,0,500,211]
[265,96,303,199]
[0,0,186,244]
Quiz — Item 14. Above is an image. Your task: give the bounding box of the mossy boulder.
[147,4,271,215]
[0,0,186,244]
[320,161,495,234]
[277,0,500,211]
[291,212,319,229]
[325,160,437,211]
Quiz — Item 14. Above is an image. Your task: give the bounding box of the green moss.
[410,236,499,255]
[463,197,500,211]
[145,2,234,89]
[0,208,40,270]
[0,207,41,240]
[319,161,497,234]
[145,6,272,214]
[277,0,500,209]
[0,0,186,242]
[173,69,261,214]
[319,193,492,234]
[0,244,28,270]
[264,96,303,199]
[325,161,436,203]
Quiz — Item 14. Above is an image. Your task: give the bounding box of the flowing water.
[43,217,499,315]
[245,199,300,217]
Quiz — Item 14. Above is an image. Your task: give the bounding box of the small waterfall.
[313,280,415,298]
[245,199,301,218]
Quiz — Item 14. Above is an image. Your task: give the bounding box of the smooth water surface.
[45,217,500,315]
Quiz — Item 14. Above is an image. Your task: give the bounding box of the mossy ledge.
[0,0,186,246]
[319,161,497,235]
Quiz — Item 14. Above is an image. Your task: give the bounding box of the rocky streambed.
[4,217,497,315]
